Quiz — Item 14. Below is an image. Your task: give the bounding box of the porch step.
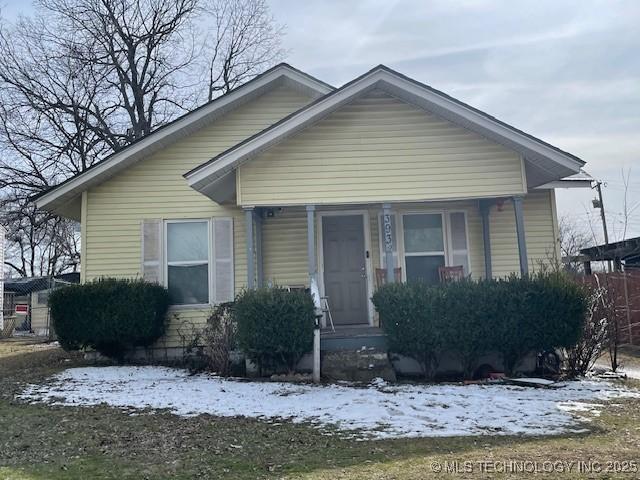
[320,326,388,351]
[321,347,396,383]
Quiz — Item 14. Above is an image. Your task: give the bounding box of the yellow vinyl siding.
[261,207,309,286]
[83,85,313,347]
[489,190,559,278]
[238,90,526,206]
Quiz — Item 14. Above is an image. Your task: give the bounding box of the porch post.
[512,196,529,276]
[307,205,321,384]
[479,200,493,279]
[306,205,317,285]
[382,204,395,283]
[244,207,255,289]
[255,209,264,288]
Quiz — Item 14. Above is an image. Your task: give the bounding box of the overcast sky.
[3,0,639,244]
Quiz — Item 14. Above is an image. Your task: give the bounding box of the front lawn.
[1,338,640,479]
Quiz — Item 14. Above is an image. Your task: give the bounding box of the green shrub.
[373,272,588,378]
[234,287,315,374]
[372,282,445,379]
[439,279,498,378]
[491,273,588,374]
[49,278,170,359]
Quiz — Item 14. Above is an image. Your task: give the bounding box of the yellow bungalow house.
[35,64,590,357]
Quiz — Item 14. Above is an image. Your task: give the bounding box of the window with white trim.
[379,211,471,284]
[142,217,234,306]
[166,220,210,305]
[402,213,446,284]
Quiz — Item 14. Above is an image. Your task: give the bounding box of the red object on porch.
[438,265,465,283]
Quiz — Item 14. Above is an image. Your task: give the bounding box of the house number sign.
[383,214,394,253]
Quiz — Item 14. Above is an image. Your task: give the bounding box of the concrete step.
[322,347,396,382]
[320,327,388,351]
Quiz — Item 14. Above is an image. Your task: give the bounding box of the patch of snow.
[508,377,558,386]
[19,366,640,439]
[594,361,640,380]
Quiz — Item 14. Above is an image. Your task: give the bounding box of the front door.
[322,214,368,325]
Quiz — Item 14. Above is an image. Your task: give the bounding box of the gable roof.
[185,65,585,199]
[34,63,333,218]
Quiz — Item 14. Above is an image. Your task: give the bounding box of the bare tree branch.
[0,0,285,278]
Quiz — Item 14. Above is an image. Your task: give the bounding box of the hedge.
[234,287,315,373]
[49,278,170,359]
[372,272,587,378]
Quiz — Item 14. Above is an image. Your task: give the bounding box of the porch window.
[166,220,210,305]
[380,211,470,284]
[402,213,446,284]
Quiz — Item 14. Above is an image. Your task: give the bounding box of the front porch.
[241,193,549,329]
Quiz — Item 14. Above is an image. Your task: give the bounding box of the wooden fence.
[581,271,640,345]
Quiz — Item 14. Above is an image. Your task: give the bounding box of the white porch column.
[307,205,322,383]
[512,196,529,276]
[382,203,395,283]
[244,207,255,289]
[306,205,317,285]
[479,200,493,279]
[255,209,264,288]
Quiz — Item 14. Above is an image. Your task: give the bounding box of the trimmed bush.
[49,278,170,359]
[373,272,588,378]
[371,282,445,379]
[439,279,499,378]
[235,287,315,374]
[489,273,587,374]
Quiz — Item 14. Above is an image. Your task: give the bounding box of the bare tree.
[1,198,80,277]
[615,167,639,243]
[0,0,284,277]
[202,0,285,100]
[558,215,591,273]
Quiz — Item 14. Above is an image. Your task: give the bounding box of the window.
[166,221,210,305]
[143,217,234,307]
[402,213,446,284]
[37,290,49,305]
[380,210,471,284]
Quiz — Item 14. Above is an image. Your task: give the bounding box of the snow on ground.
[594,360,640,380]
[19,366,640,439]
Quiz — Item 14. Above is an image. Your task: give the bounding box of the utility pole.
[592,180,612,272]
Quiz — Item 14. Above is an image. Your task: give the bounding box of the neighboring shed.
[580,237,640,273]
[3,273,80,336]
